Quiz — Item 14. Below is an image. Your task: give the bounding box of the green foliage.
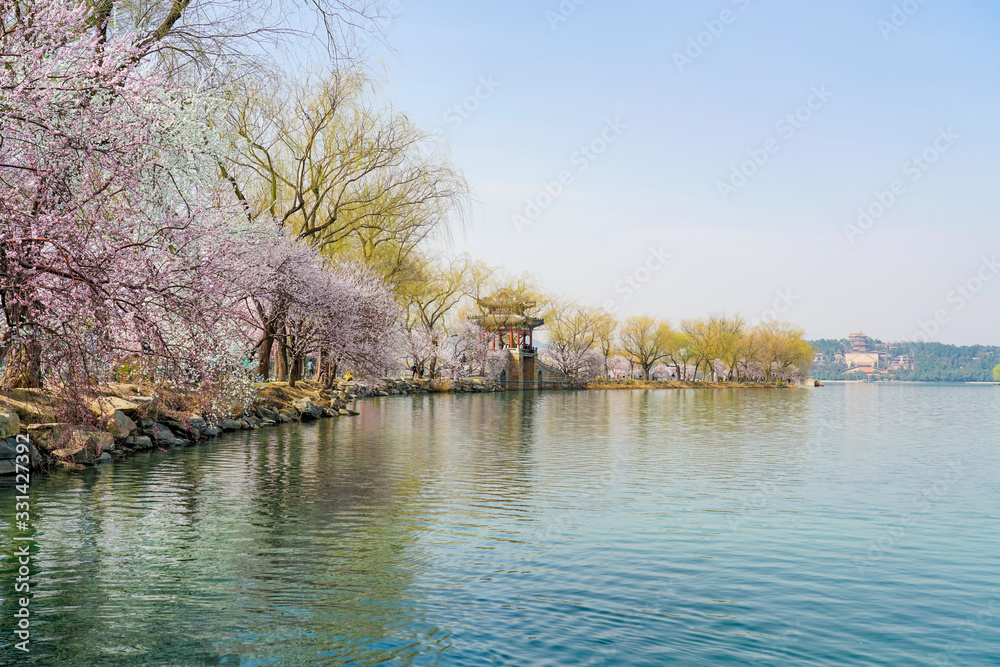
[810,339,848,361]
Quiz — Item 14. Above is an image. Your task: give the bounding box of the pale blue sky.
[368,0,1000,344]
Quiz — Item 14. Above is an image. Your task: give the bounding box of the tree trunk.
[0,341,43,389]
[257,329,274,381]
[323,357,337,389]
[288,354,303,388]
[276,331,289,382]
[317,349,327,387]
[320,351,338,389]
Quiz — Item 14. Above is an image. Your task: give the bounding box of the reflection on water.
[2,385,1000,665]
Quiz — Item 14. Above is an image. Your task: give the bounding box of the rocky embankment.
[0,380,360,475]
[358,377,502,396]
[0,376,502,475]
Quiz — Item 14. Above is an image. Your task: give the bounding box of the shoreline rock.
[0,376,508,476]
[354,377,503,397]
[0,378,369,476]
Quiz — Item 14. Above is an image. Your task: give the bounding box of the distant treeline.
[810,339,1000,382]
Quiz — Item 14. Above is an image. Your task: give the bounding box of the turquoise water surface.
[2,384,999,665]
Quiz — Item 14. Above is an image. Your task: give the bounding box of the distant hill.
[808,339,1000,382]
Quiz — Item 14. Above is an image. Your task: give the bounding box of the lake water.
[2,384,999,665]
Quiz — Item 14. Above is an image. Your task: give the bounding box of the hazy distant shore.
[820,379,998,385]
[586,379,791,390]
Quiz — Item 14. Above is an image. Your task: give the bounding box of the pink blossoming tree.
[239,235,400,387]
[0,0,258,402]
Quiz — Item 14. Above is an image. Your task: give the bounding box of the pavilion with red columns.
[472,294,544,389]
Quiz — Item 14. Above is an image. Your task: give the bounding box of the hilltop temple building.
[845,331,882,373]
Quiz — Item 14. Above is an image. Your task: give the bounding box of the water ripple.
[1,385,999,664]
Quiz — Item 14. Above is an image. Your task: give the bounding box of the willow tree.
[680,318,712,380]
[755,322,813,382]
[735,326,765,380]
[89,0,385,77]
[619,316,673,380]
[542,301,604,380]
[592,310,617,379]
[681,313,745,381]
[715,314,747,379]
[223,72,466,378]
[395,254,472,378]
[661,330,694,381]
[225,73,467,270]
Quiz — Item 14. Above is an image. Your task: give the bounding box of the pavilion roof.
[477,293,536,312]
